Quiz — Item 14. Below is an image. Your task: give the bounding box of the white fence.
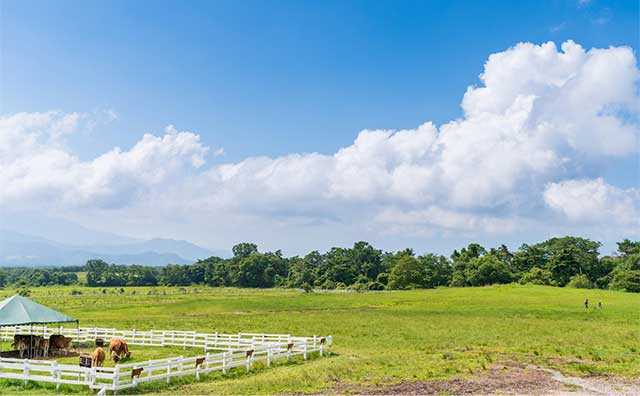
[0,326,332,394]
[0,325,319,352]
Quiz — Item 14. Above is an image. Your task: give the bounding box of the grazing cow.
[49,334,73,357]
[91,347,105,367]
[12,335,30,358]
[108,338,131,362]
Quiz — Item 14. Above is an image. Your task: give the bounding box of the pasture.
[0,284,638,395]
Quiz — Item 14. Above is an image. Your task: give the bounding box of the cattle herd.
[11,334,72,358]
[10,334,131,367]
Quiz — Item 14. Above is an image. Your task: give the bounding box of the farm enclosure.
[0,325,331,393]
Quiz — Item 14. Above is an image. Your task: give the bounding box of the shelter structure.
[0,294,77,357]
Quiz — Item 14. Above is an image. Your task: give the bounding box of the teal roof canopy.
[0,295,77,326]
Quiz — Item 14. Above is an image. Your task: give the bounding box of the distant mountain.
[1,210,140,246]
[0,230,220,267]
[86,238,215,261]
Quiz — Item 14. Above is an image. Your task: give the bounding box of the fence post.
[303,342,308,360]
[267,348,271,367]
[166,362,171,384]
[204,334,208,352]
[114,365,120,392]
[23,361,29,385]
[205,352,210,371]
[90,366,97,387]
[53,360,60,389]
[222,351,228,375]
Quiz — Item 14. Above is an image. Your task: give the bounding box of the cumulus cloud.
[544,178,639,225]
[203,41,638,214]
[0,114,209,208]
[1,41,638,244]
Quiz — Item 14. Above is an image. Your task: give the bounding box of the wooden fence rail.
[0,326,332,394]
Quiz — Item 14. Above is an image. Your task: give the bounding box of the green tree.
[617,239,640,256]
[84,259,109,286]
[465,255,512,286]
[546,247,583,286]
[421,254,452,288]
[232,243,259,258]
[609,270,640,292]
[388,254,425,289]
[519,267,555,286]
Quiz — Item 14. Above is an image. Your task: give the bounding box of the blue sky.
[4,0,637,160]
[1,0,639,255]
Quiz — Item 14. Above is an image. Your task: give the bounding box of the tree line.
[1,237,639,292]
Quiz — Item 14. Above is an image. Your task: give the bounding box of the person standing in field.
[584,298,589,309]
[598,301,602,310]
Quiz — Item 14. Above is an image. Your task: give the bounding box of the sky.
[1,0,639,256]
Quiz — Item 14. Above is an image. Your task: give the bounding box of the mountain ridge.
[0,230,224,267]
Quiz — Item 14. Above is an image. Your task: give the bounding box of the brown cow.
[91,347,105,367]
[12,335,29,358]
[49,334,72,356]
[108,338,131,362]
[37,337,49,358]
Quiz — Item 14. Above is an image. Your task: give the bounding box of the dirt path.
[330,361,640,395]
[540,366,640,396]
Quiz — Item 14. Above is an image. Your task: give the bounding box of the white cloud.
[1,41,638,249]
[375,206,517,235]
[544,178,639,225]
[0,115,210,209]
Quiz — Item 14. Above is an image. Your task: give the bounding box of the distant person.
[598,301,602,310]
[584,299,589,309]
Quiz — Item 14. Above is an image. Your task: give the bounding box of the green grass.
[0,285,638,394]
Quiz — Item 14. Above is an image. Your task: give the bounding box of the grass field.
[0,285,638,395]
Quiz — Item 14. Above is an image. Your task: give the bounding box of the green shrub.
[519,267,556,286]
[609,270,640,293]
[567,274,592,289]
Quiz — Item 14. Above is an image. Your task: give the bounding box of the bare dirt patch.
[331,361,640,395]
